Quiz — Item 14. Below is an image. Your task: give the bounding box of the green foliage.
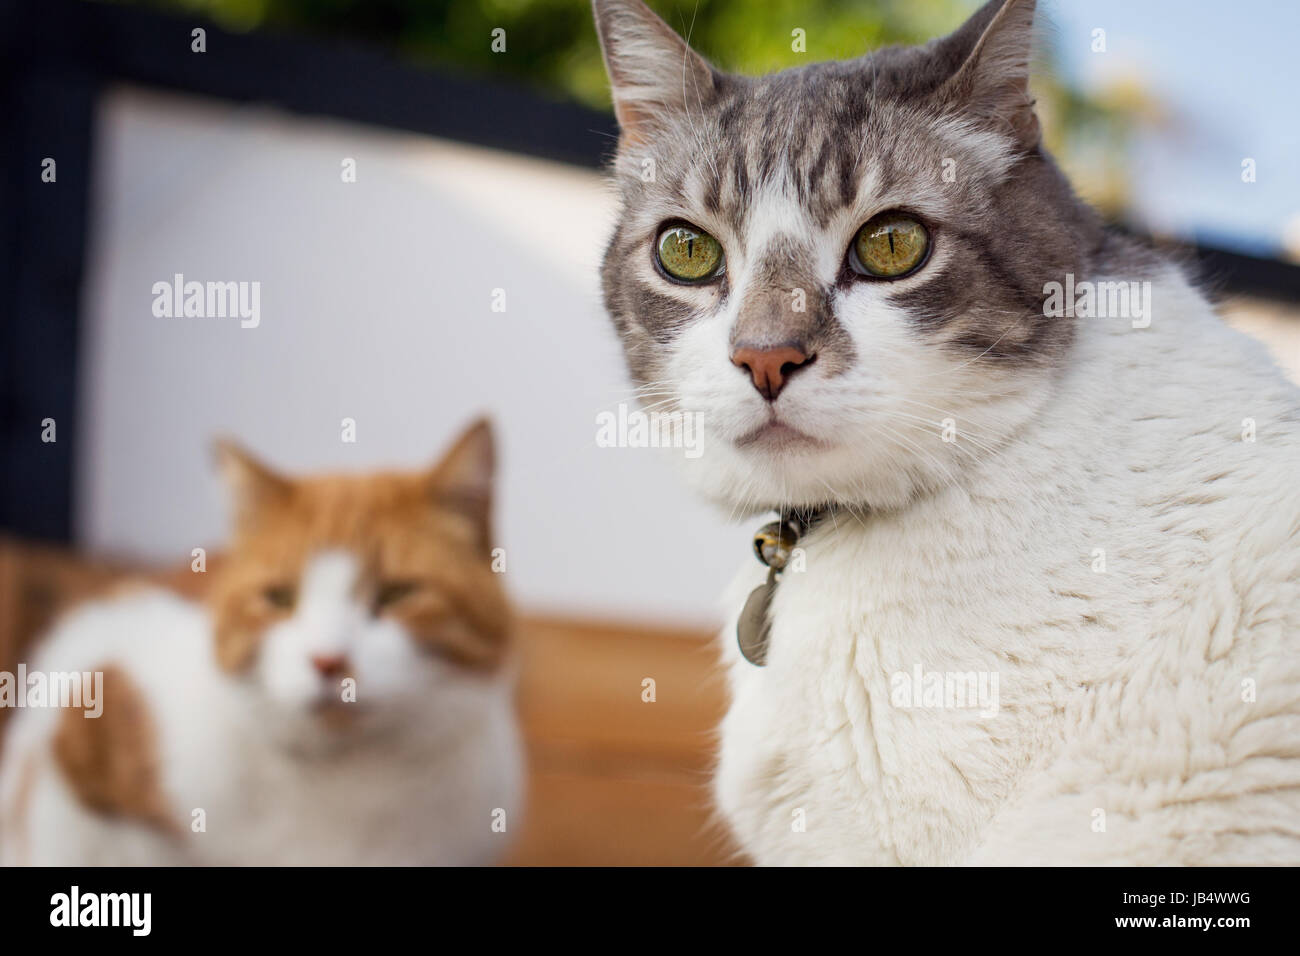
[108,0,970,108]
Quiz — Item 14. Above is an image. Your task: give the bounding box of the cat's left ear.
[427,418,496,549]
[935,0,1040,151]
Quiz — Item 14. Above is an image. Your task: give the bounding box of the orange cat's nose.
[731,345,813,401]
[311,654,349,678]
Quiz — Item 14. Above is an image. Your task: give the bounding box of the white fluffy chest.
[707,283,1300,865]
[155,685,522,866]
[713,500,1113,865]
[169,738,499,865]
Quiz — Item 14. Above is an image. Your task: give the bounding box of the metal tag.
[737,567,778,666]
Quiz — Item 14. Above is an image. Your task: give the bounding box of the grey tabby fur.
[594,0,1154,380]
[592,0,1173,515]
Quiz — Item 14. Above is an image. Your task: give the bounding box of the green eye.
[851,213,929,278]
[655,225,724,283]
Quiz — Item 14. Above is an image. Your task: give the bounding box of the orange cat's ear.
[427,418,495,548]
[213,438,292,529]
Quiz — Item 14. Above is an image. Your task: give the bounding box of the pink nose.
[311,654,348,678]
[730,345,812,401]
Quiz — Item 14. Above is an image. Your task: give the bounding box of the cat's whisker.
[813,479,871,530]
[890,419,996,473]
[875,423,962,494]
[884,410,1007,459]
[892,395,1026,434]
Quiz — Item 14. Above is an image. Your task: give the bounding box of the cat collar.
[736,508,828,666]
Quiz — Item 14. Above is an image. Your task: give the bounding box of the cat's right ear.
[592,0,719,145]
[213,439,292,529]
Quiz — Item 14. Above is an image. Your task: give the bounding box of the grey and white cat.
[594,0,1300,864]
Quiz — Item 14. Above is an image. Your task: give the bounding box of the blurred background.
[2,0,1298,865]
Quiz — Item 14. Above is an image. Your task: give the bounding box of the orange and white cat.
[0,419,523,866]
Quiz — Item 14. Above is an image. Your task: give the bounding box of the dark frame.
[1,0,1297,542]
[0,0,616,542]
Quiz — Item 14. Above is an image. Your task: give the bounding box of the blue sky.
[1039,0,1300,258]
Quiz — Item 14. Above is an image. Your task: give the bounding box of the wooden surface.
[0,537,743,866]
[505,616,740,865]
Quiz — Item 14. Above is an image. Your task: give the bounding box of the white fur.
[705,267,1300,864]
[0,551,523,866]
[595,0,1300,865]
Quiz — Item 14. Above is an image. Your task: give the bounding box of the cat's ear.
[213,439,292,529]
[592,0,719,145]
[427,418,496,548]
[934,0,1040,151]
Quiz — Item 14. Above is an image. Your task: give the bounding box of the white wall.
[79,87,1299,630]
[77,86,742,628]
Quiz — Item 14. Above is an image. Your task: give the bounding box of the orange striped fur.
[209,419,511,674]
